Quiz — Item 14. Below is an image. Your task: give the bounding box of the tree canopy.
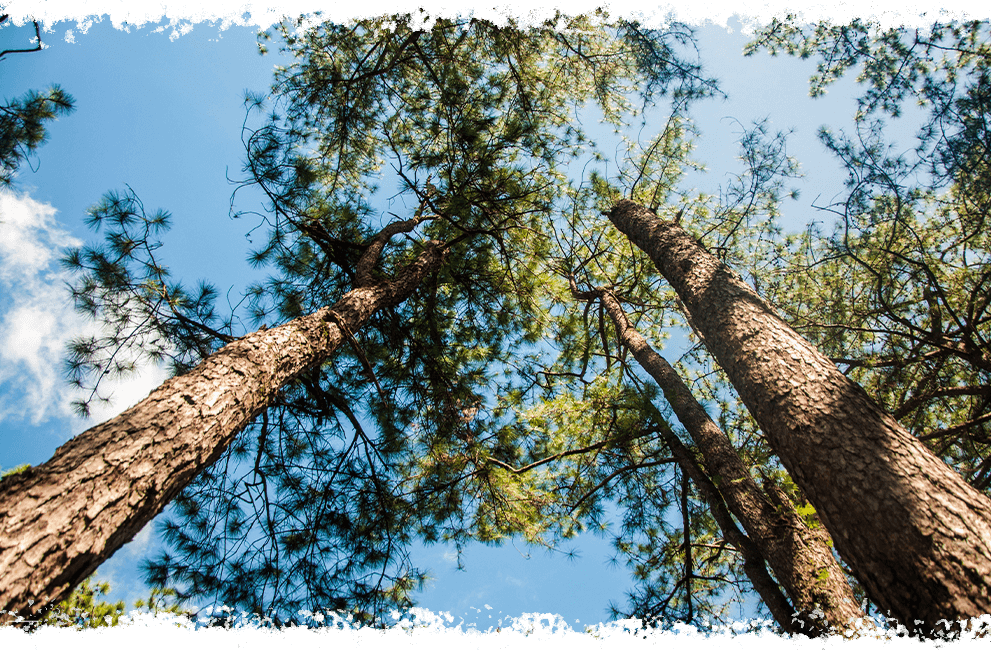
[54,13,726,625]
[3,13,991,636]
[0,15,75,187]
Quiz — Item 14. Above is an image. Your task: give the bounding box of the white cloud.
[0,189,168,434]
[0,190,67,277]
[82,362,170,434]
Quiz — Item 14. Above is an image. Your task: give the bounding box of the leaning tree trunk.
[607,199,991,632]
[581,286,864,634]
[661,424,799,633]
[0,222,445,619]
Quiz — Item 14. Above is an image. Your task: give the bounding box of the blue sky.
[0,8,904,627]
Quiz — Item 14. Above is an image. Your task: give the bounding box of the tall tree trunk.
[581,285,863,634]
[0,223,445,618]
[607,199,991,631]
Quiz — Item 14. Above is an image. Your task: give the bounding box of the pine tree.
[0,14,718,622]
[569,285,864,634]
[607,198,991,631]
[6,14,989,635]
[0,218,446,618]
[0,16,75,187]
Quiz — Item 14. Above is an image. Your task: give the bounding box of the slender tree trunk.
[583,286,864,634]
[660,420,800,634]
[0,224,445,618]
[607,199,991,631]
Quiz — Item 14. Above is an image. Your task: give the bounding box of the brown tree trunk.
[660,420,800,634]
[0,225,445,619]
[607,199,991,631]
[583,286,863,634]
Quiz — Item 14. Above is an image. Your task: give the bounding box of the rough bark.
[583,286,863,634]
[0,229,445,619]
[607,199,991,631]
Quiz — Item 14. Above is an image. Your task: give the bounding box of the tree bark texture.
[0,236,445,618]
[607,199,991,630]
[590,287,863,634]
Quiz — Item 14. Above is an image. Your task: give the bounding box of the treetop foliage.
[58,14,727,624]
[50,12,991,631]
[1,16,75,188]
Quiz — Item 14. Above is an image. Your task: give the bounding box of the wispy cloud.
[0,189,168,435]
